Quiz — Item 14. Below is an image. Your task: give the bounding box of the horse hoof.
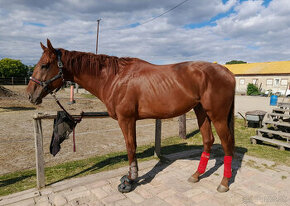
[118,182,132,193]
[118,175,134,193]
[217,184,229,193]
[187,175,199,183]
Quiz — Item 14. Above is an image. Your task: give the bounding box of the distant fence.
[0,77,29,85]
[0,78,83,89]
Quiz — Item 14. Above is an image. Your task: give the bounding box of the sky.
[0,0,290,65]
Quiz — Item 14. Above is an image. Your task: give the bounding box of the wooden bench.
[257,128,290,142]
[251,103,290,150]
[272,108,290,113]
[278,102,290,108]
[267,112,290,118]
[250,135,290,150]
[263,120,290,128]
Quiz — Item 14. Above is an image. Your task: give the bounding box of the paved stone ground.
[1,150,289,206]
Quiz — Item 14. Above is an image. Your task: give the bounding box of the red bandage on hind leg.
[197,152,210,174]
[224,156,232,178]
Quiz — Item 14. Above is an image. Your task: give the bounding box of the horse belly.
[138,90,198,119]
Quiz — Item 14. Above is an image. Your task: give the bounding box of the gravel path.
[235,95,288,116]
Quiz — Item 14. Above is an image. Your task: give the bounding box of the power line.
[103,0,191,31]
[139,0,190,26]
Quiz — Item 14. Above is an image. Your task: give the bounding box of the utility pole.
[96,19,101,54]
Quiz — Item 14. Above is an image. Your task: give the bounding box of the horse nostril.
[28,94,32,101]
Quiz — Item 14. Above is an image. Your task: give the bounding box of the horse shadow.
[46,130,247,190]
[134,143,247,190]
[0,174,34,188]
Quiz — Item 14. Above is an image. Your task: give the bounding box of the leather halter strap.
[29,49,64,94]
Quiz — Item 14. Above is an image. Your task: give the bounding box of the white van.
[265,89,290,97]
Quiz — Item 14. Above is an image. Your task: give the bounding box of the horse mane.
[62,50,133,76]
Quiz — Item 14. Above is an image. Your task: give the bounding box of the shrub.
[247,83,260,96]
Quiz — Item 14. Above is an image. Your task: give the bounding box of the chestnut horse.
[27,39,235,193]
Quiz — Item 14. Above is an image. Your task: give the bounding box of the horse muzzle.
[28,93,43,105]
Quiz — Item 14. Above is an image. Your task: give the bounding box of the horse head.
[27,39,64,105]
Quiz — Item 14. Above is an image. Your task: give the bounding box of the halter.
[29,49,64,94]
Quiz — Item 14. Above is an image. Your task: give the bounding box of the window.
[281,79,288,86]
[266,79,273,85]
[239,79,245,85]
[252,79,258,85]
[274,78,280,86]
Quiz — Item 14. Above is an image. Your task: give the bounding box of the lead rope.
[51,92,83,152]
[73,127,76,152]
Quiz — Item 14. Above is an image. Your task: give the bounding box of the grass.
[234,119,290,164]
[0,118,289,196]
[80,93,96,99]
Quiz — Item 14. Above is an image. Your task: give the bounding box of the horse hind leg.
[188,103,215,183]
[212,115,234,192]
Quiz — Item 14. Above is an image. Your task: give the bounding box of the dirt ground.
[0,86,198,175]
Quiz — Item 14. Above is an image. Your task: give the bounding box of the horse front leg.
[117,117,138,193]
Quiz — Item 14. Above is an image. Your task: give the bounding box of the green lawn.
[0,118,289,196]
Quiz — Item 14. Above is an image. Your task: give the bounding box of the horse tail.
[227,94,235,154]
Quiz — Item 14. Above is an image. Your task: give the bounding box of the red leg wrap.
[197,152,210,174]
[224,156,232,178]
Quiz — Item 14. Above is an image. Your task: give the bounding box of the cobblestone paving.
[1,151,289,206]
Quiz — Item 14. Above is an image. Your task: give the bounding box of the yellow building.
[224,61,290,96]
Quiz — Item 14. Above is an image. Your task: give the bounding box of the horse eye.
[41,64,49,69]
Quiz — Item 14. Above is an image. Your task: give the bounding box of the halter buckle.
[57,61,63,68]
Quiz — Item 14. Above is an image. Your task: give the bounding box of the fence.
[33,112,186,189]
[0,77,29,85]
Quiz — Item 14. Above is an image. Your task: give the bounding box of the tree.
[225,60,247,65]
[27,65,36,76]
[0,58,28,78]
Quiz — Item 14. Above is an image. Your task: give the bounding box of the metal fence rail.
[0,77,29,85]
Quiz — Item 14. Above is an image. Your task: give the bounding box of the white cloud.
[0,0,289,65]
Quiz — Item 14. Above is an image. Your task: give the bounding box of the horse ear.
[47,39,55,53]
[40,42,47,51]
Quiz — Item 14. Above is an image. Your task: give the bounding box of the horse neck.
[62,50,111,101]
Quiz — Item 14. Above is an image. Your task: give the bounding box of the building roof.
[224,61,290,75]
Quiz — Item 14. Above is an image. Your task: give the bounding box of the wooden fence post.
[154,119,161,158]
[179,114,186,139]
[33,115,45,189]
[75,83,79,93]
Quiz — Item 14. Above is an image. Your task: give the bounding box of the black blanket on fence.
[50,111,76,156]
